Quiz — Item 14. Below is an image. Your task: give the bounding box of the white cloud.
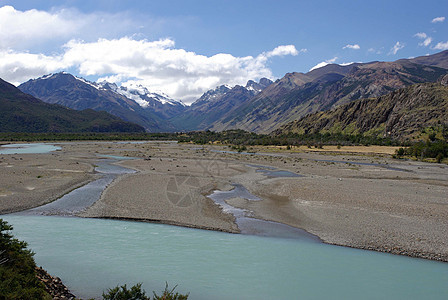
[343,44,360,50]
[0,37,302,104]
[414,32,432,47]
[389,41,404,55]
[0,5,81,49]
[0,5,145,51]
[309,57,338,71]
[431,16,445,23]
[265,45,301,57]
[0,6,305,104]
[433,41,448,50]
[0,49,68,85]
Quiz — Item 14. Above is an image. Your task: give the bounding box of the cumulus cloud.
[0,6,81,50]
[389,41,404,55]
[264,45,306,57]
[0,5,144,51]
[0,50,68,85]
[309,57,338,71]
[431,16,445,23]
[414,32,432,47]
[433,41,448,50]
[266,45,298,57]
[0,37,302,104]
[343,44,360,50]
[0,6,305,104]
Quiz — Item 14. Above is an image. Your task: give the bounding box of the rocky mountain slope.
[273,75,448,141]
[15,50,448,134]
[406,50,448,69]
[18,73,180,132]
[170,78,272,131]
[0,78,145,133]
[209,54,448,133]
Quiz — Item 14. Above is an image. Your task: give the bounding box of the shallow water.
[1,215,447,300]
[256,169,303,178]
[13,159,134,217]
[314,158,411,172]
[207,183,317,240]
[0,143,61,154]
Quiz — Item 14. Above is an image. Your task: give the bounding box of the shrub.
[153,283,189,300]
[0,219,50,300]
[103,283,149,300]
[102,282,189,300]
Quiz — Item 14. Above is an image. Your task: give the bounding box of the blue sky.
[1,0,447,103]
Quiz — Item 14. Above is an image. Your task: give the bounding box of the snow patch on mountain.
[74,76,103,90]
[116,82,185,108]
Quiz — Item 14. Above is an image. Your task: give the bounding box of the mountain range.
[274,74,448,141]
[209,56,448,133]
[0,78,145,133]
[169,78,273,131]
[9,50,448,136]
[19,73,182,132]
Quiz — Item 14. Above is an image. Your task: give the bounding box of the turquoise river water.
[1,143,448,299]
[2,215,448,300]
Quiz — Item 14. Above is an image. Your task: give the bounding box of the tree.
[0,219,50,300]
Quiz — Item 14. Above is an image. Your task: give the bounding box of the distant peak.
[245,77,273,94]
[116,82,184,107]
[259,77,273,86]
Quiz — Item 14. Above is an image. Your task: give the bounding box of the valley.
[2,141,447,262]
[14,50,448,136]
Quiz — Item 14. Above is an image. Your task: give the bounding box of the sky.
[1,0,447,104]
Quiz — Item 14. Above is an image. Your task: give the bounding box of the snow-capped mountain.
[190,78,272,108]
[245,78,273,95]
[170,78,273,131]
[190,84,232,107]
[95,81,185,109]
[18,72,182,132]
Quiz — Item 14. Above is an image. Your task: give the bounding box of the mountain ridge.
[273,76,448,141]
[15,50,448,134]
[18,73,178,132]
[208,52,448,133]
[169,78,273,131]
[0,78,145,133]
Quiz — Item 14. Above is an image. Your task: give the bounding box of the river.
[1,143,448,299]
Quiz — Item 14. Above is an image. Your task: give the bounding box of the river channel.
[1,143,447,299]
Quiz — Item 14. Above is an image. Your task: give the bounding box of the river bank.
[1,141,447,262]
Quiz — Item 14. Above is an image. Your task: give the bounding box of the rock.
[35,267,76,300]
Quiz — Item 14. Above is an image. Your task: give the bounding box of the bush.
[103,282,188,300]
[398,140,448,162]
[103,283,149,300]
[153,283,189,300]
[0,219,50,300]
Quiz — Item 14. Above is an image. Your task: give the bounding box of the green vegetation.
[396,140,448,162]
[0,132,178,142]
[177,130,401,147]
[103,282,188,300]
[395,125,448,163]
[0,129,402,147]
[0,219,50,300]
